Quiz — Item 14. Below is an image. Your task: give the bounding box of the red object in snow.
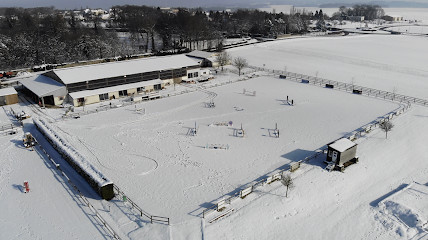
[23,181,30,193]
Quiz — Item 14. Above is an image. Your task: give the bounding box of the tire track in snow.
[76,133,160,176]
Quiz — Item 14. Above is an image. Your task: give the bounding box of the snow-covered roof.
[19,75,66,97]
[186,50,213,59]
[52,54,200,85]
[68,79,162,99]
[328,138,357,152]
[0,87,17,96]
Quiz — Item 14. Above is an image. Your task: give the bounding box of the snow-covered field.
[205,104,428,240]
[0,125,108,239]
[384,8,428,23]
[227,35,428,99]
[53,75,398,224]
[385,25,428,34]
[1,28,428,239]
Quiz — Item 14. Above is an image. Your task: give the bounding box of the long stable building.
[20,54,202,107]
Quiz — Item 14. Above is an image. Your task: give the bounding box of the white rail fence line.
[1,107,23,132]
[112,185,170,225]
[249,65,428,107]
[0,123,20,132]
[202,96,411,219]
[202,149,323,219]
[33,137,122,240]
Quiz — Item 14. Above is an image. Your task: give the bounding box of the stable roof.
[20,75,66,98]
[68,79,162,99]
[0,87,17,96]
[52,54,199,85]
[186,50,213,59]
[328,138,357,153]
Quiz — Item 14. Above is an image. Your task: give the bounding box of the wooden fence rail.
[112,185,170,225]
[0,123,19,132]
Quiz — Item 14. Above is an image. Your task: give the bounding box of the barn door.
[332,151,338,163]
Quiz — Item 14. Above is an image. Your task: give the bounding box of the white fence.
[113,185,170,225]
[251,65,428,107]
[202,71,413,219]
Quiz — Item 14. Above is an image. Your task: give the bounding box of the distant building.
[382,15,403,22]
[0,87,18,106]
[391,15,404,21]
[19,54,207,107]
[348,16,365,22]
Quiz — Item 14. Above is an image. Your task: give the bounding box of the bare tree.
[280,173,294,197]
[233,57,248,76]
[350,77,356,89]
[379,120,394,139]
[392,87,398,100]
[216,52,230,71]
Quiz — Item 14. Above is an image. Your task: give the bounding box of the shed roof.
[68,79,162,99]
[0,87,17,96]
[51,54,199,85]
[328,138,357,152]
[20,75,66,98]
[186,50,213,59]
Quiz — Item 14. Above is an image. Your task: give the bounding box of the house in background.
[348,16,365,22]
[390,15,404,21]
[382,15,404,22]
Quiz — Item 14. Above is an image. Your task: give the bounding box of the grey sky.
[0,0,425,9]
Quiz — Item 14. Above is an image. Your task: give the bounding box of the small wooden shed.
[0,87,18,106]
[326,138,358,171]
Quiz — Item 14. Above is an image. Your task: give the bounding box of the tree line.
[0,6,317,70]
[331,4,385,21]
[0,7,122,70]
[0,4,384,70]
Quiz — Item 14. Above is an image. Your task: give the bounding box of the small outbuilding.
[0,87,18,106]
[325,138,358,172]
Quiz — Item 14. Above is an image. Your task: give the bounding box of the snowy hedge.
[34,118,114,200]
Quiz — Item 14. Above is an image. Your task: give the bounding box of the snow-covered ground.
[53,74,398,225]
[227,34,428,99]
[1,29,428,240]
[0,124,107,239]
[205,104,428,240]
[384,8,428,23]
[385,25,428,34]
